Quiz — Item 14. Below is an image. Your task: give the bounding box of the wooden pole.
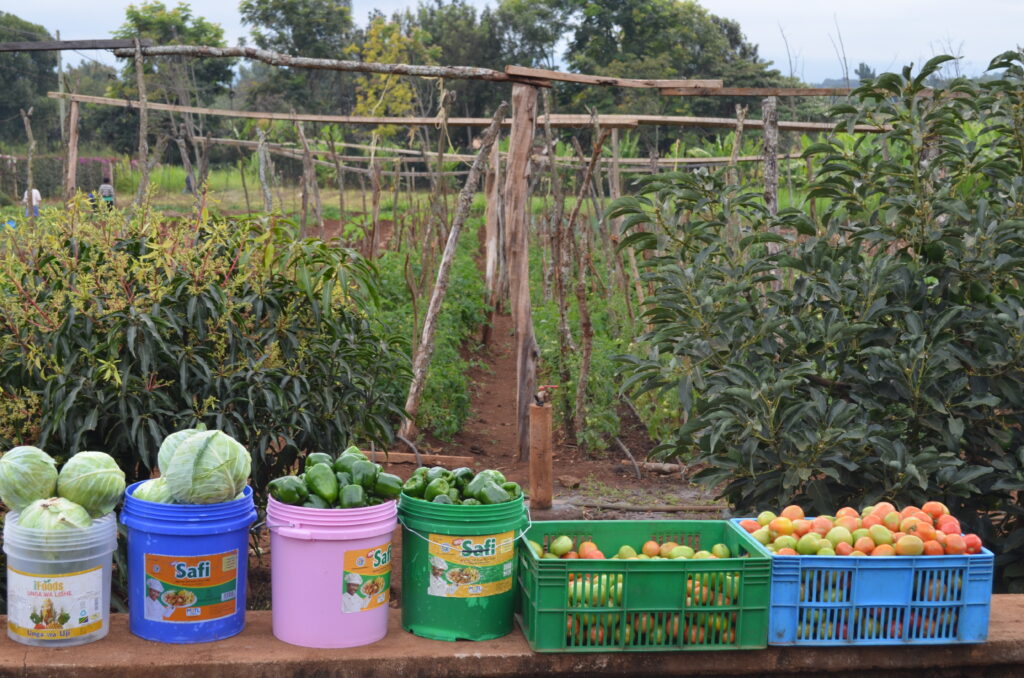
[256,129,273,213]
[608,129,634,324]
[567,131,611,442]
[63,99,80,203]
[482,139,501,345]
[504,83,539,462]
[133,39,150,205]
[399,103,509,439]
[57,30,65,144]
[529,403,553,510]
[762,96,779,217]
[20,107,35,226]
[370,159,382,258]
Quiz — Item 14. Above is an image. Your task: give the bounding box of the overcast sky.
[11,0,1024,84]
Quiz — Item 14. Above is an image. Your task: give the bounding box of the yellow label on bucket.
[427,531,515,598]
[342,542,392,613]
[6,566,105,641]
[144,551,238,623]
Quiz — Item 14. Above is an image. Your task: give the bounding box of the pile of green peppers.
[401,466,522,505]
[268,446,404,509]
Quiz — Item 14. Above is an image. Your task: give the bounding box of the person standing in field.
[21,186,41,217]
[98,177,115,209]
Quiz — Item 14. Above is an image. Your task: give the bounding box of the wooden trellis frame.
[34,40,885,461]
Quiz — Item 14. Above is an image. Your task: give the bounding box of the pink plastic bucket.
[266,497,397,648]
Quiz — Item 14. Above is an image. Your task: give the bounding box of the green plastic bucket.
[398,493,528,641]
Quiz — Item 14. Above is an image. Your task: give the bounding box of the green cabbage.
[132,477,175,504]
[18,497,93,530]
[157,428,201,475]
[0,446,58,511]
[161,429,251,504]
[57,451,126,517]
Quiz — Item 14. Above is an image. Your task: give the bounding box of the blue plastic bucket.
[120,481,257,643]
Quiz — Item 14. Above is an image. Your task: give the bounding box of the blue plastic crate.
[730,519,993,646]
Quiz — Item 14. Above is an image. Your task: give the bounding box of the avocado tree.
[615,52,1024,590]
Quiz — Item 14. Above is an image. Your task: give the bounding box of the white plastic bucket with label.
[3,512,118,647]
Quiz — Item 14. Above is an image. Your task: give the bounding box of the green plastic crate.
[515,520,771,652]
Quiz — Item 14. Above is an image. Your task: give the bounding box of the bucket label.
[7,565,105,641]
[143,550,238,623]
[427,531,515,598]
[342,541,392,613]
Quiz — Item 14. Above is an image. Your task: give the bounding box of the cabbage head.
[162,430,251,504]
[57,451,126,517]
[157,428,201,475]
[18,497,93,530]
[0,446,58,511]
[132,477,175,504]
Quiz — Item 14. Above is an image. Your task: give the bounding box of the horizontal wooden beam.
[661,86,852,97]
[505,65,722,90]
[0,38,152,52]
[107,44,550,86]
[49,92,887,133]
[629,114,888,133]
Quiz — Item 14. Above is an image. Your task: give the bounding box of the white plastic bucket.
[4,512,118,647]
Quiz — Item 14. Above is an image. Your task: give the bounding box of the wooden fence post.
[504,83,539,462]
[63,99,80,203]
[133,38,150,205]
[529,402,553,510]
[762,96,779,217]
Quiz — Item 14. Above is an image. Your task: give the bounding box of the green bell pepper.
[432,494,454,504]
[476,480,511,505]
[424,477,450,502]
[451,467,475,491]
[268,476,308,506]
[303,494,330,509]
[402,475,427,498]
[461,497,481,506]
[373,472,403,500]
[340,445,365,458]
[446,487,462,504]
[339,484,367,508]
[351,459,380,491]
[501,481,523,501]
[368,496,384,506]
[305,463,339,504]
[305,452,334,471]
[335,450,368,473]
[335,471,352,487]
[465,470,500,499]
[426,466,454,483]
[412,466,428,478]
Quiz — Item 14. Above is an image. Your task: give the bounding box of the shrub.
[0,199,410,493]
[616,53,1024,590]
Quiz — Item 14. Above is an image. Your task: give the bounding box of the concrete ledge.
[2,595,1022,678]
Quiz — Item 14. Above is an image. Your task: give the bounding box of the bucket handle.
[398,507,533,551]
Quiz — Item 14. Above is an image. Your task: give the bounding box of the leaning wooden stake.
[399,102,509,440]
[529,402,553,510]
[133,39,150,205]
[63,100,80,203]
[20,107,35,225]
[505,84,540,462]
